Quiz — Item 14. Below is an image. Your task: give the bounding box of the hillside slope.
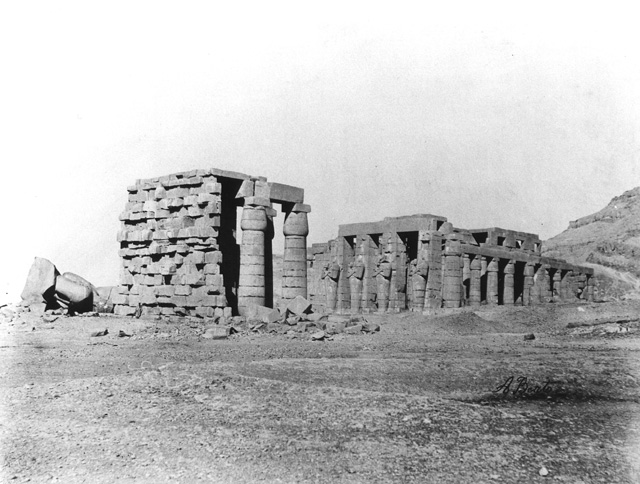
[543,187,640,300]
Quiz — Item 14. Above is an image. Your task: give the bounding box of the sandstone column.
[462,253,471,305]
[487,258,499,305]
[238,198,268,314]
[282,204,310,301]
[442,235,462,308]
[503,259,515,305]
[552,270,562,301]
[469,255,481,307]
[523,262,535,306]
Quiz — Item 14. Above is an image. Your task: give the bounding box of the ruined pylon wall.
[112,169,229,318]
[113,168,309,319]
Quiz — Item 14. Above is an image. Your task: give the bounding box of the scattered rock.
[286,295,312,316]
[362,322,380,333]
[539,466,549,477]
[524,333,536,341]
[325,321,346,334]
[310,330,326,341]
[344,324,363,334]
[306,313,328,322]
[118,330,132,337]
[202,326,230,340]
[90,329,109,337]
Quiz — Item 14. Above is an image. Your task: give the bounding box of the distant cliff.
[543,187,640,300]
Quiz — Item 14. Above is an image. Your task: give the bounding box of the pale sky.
[2,2,639,304]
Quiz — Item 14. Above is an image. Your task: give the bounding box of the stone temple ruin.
[112,168,593,318]
[113,168,309,318]
[308,214,595,313]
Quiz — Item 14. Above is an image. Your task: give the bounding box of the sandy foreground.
[1,301,640,483]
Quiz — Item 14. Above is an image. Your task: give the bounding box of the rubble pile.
[207,296,381,340]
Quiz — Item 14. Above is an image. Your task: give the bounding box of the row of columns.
[237,198,310,315]
[320,232,594,313]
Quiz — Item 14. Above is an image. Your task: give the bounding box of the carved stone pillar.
[523,262,535,306]
[348,256,365,313]
[487,258,499,305]
[442,235,462,308]
[503,260,515,305]
[282,204,310,301]
[553,270,562,302]
[469,256,482,307]
[375,255,392,312]
[238,200,268,314]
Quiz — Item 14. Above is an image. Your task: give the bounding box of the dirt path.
[1,302,640,483]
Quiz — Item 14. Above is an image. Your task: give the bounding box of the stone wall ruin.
[308,214,594,313]
[112,168,310,318]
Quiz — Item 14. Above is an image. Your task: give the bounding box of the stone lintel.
[467,227,541,242]
[460,244,593,274]
[339,214,447,237]
[292,203,311,213]
[268,182,305,204]
[209,168,252,180]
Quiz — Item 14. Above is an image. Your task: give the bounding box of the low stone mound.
[430,311,516,335]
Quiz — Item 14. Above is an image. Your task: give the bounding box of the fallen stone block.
[310,330,326,341]
[267,322,281,333]
[285,316,300,326]
[29,302,47,314]
[344,324,363,334]
[362,322,380,333]
[20,257,59,305]
[202,326,230,340]
[286,295,312,316]
[55,273,94,313]
[306,313,328,323]
[327,315,350,324]
[325,321,346,334]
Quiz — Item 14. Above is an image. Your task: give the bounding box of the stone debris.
[539,466,549,477]
[118,330,132,337]
[286,295,312,316]
[310,330,326,341]
[90,329,109,337]
[19,257,114,315]
[524,333,536,341]
[202,326,231,340]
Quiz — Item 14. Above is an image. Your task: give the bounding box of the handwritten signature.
[493,376,552,397]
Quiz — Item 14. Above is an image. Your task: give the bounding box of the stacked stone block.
[113,169,229,318]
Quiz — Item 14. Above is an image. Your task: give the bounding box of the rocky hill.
[543,187,640,300]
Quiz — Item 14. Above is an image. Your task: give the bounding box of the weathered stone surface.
[20,257,59,304]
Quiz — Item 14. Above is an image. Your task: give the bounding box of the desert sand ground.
[1,301,640,483]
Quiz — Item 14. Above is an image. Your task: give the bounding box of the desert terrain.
[1,300,640,483]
